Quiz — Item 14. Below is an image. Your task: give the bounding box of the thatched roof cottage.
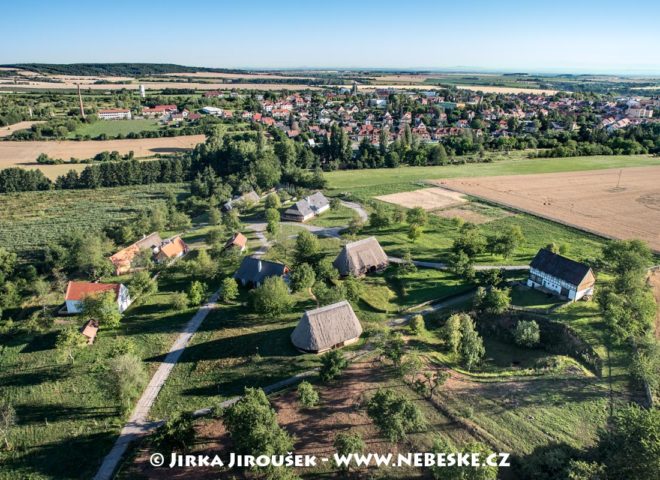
[290,300,362,353]
[333,236,389,277]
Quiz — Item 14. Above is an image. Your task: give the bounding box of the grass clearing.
[361,204,607,266]
[66,119,161,138]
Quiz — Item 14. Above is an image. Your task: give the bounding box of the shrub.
[319,350,348,382]
[106,353,148,415]
[223,388,294,456]
[129,270,158,298]
[333,432,365,471]
[290,263,316,292]
[250,276,293,317]
[297,381,320,408]
[409,314,425,335]
[220,277,239,303]
[187,280,207,306]
[366,389,426,442]
[152,411,196,451]
[171,291,189,310]
[514,320,541,347]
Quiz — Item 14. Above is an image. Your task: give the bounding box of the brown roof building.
[290,301,362,353]
[333,237,389,277]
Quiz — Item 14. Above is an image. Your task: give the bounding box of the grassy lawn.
[306,204,354,228]
[325,154,660,201]
[150,291,320,417]
[0,183,188,255]
[0,259,219,480]
[402,307,620,457]
[67,119,161,138]
[510,285,566,310]
[360,205,607,266]
[551,300,635,397]
[359,267,472,313]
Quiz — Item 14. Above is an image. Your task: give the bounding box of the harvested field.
[0,135,205,178]
[456,85,557,94]
[432,203,514,224]
[435,166,660,251]
[162,71,315,80]
[0,80,321,91]
[376,187,466,210]
[0,121,44,138]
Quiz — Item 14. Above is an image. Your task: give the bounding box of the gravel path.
[93,290,221,480]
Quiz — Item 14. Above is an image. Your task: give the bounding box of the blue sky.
[2,0,660,74]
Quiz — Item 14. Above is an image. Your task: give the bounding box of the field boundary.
[435,182,638,250]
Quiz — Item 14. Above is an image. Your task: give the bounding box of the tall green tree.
[250,276,293,317]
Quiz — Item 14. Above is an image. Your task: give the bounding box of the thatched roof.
[291,300,362,353]
[333,236,389,276]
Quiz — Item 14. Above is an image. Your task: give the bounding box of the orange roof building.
[224,232,247,252]
[109,232,162,275]
[64,281,132,314]
[155,237,189,263]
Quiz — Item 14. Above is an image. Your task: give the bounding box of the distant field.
[66,119,161,138]
[0,135,205,178]
[325,154,660,200]
[0,81,321,91]
[0,121,45,138]
[455,85,558,94]
[375,187,466,210]
[162,71,315,80]
[438,166,660,251]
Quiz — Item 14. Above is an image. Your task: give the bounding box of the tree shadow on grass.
[144,326,300,364]
[0,364,68,388]
[3,431,116,480]
[15,403,118,425]
[19,331,59,353]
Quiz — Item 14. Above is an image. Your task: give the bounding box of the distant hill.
[0,63,247,76]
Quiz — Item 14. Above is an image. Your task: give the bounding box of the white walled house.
[98,109,132,120]
[64,281,132,314]
[527,249,595,301]
[282,191,330,222]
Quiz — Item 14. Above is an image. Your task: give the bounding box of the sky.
[2,0,660,74]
